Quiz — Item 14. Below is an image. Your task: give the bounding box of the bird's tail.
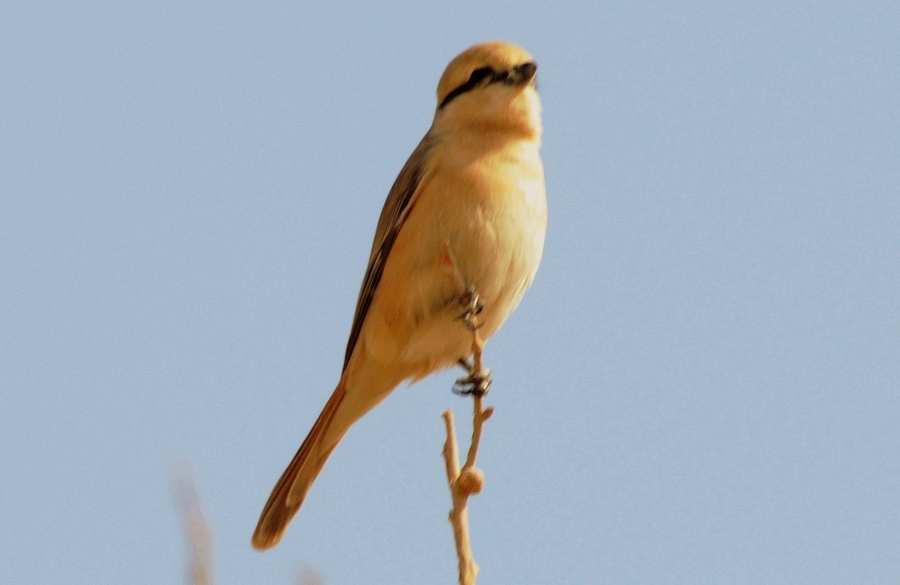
[251,378,348,550]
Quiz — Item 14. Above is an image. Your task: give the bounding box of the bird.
[252,40,547,550]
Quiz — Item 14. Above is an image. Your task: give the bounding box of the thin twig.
[442,395,494,585]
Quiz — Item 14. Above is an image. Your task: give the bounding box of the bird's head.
[433,41,541,138]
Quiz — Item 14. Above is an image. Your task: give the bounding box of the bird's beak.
[512,62,537,85]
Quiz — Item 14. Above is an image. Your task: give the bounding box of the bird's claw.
[458,286,484,331]
[452,367,492,397]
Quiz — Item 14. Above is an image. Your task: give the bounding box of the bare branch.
[442,395,493,585]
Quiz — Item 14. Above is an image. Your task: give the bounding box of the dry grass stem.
[173,466,214,585]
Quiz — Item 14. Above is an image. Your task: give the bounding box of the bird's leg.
[453,328,492,396]
[440,240,492,396]
[438,241,485,329]
[452,293,491,397]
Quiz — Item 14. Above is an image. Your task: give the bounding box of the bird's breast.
[364,136,545,375]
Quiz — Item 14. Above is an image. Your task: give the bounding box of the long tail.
[251,379,348,550]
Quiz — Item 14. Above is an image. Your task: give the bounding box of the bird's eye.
[468,67,494,84]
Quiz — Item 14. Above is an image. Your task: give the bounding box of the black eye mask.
[439,62,537,109]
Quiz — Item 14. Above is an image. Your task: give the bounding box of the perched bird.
[252,40,547,550]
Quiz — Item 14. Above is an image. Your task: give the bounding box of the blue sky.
[2,2,898,584]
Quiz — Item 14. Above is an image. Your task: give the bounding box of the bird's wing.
[342,132,437,371]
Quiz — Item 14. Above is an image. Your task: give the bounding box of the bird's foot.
[453,360,492,397]
[457,286,484,332]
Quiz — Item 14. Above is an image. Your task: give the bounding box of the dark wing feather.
[342,133,436,371]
